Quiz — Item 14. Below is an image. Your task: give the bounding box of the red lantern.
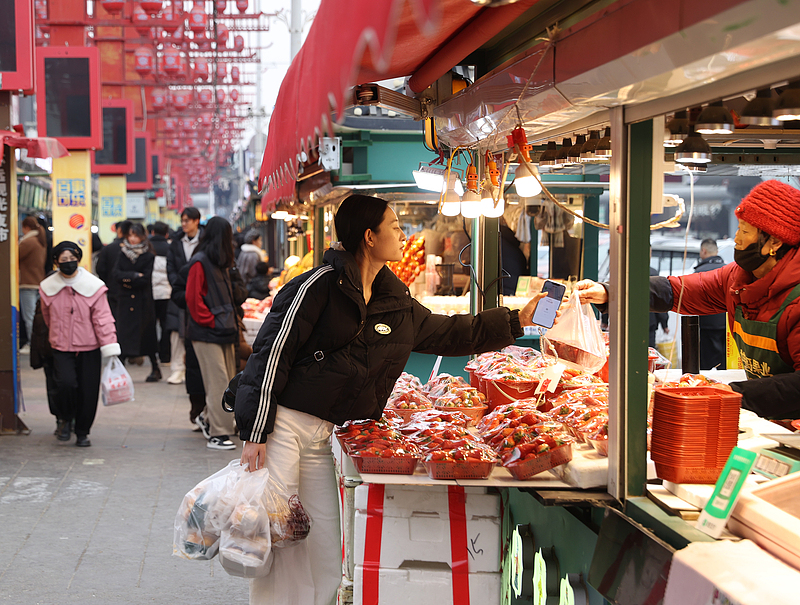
[151,88,167,112]
[236,0,248,13]
[216,62,227,81]
[188,2,207,33]
[216,24,229,45]
[139,0,163,16]
[233,35,244,53]
[215,0,226,12]
[169,138,181,149]
[99,0,126,14]
[199,113,213,127]
[197,89,213,106]
[230,88,239,102]
[216,89,226,104]
[170,26,184,44]
[162,47,181,74]
[133,5,154,38]
[230,66,240,83]
[162,2,182,32]
[134,46,155,77]
[194,31,211,51]
[194,58,209,81]
[34,0,47,21]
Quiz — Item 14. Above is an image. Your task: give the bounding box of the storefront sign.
[126,192,146,219]
[52,151,93,268]
[97,175,126,245]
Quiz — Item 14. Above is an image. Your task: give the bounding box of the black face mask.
[734,243,770,273]
[59,261,79,276]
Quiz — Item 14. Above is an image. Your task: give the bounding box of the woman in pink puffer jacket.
[39,241,120,447]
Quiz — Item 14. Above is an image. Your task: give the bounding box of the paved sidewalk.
[0,357,250,604]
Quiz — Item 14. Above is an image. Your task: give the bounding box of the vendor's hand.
[518,292,546,327]
[241,441,266,471]
[575,279,608,305]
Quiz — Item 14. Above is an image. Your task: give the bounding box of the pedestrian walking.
[236,230,267,284]
[96,220,132,319]
[150,221,173,366]
[39,241,120,447]
[115,223,161,382]
[186,217,239,450]
[236,194,545,605]
[18,215,47,352]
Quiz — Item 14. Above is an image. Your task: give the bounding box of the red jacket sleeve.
[186,263,215,328]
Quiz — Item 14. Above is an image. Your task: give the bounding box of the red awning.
[258,0,542,208]
[0,129,70,164]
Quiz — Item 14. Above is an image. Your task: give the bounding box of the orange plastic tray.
[504,443,573,480]
[423,460,496,480]
[654,462,724,484]
[349,453,420,475]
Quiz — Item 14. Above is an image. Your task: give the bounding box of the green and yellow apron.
[732,284,800,380]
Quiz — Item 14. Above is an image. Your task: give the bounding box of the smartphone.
[531,280,566,329]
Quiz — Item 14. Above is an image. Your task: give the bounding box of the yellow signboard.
[97,175,126,245]
[726,318,743,370]
[147,198,161,224]
[52,151,93,268]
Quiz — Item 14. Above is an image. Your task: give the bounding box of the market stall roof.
[257,0,542,207]
[0,129,70,165]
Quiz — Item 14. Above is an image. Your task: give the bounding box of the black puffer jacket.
[235,249,524,443]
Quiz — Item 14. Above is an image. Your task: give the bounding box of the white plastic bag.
[540,291,606,374]
[101,355,134,406]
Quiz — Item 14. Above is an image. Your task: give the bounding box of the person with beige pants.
[185,217,239,450]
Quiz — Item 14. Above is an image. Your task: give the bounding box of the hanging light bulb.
[481,155,505,218]
[664,110,689,147]
[674,125,712,164]
[460,162,482,219]
[567,134,586,164]
[440,171,461,217]
[695,100,735,134]
[538,141,559,167]
[508,127,542,197]
[740,89,778,126]
[773,81,800,122]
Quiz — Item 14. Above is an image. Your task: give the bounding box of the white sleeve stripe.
[251,265,334,438]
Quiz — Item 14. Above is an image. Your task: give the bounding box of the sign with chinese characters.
[52,151,93,268]
[97,175,126,244]
[126,192,146,219]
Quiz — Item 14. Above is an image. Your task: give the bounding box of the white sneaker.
[194,414,211,440]
[207,436,236,450]
[19,345,30,355]
[167,370,185,384]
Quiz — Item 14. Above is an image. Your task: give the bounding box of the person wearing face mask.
[38,242,121,446]
[575,179,800,420]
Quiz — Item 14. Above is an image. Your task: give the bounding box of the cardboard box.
[353,564,501,605]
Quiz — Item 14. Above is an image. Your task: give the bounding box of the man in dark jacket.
[95,220,132,320]
[150,221,172,365]
[694,238,727,370]
[649,266,670,348]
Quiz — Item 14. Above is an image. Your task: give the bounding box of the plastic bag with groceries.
[101,356,135,406]
[173,460,313,578]
[540,291,607,375]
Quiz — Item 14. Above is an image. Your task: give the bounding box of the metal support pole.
[290,0,302,60]
[470,216,485,315]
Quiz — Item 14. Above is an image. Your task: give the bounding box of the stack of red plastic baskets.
[651,386,741,484]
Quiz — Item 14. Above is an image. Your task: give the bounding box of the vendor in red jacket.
[577,179,800,419]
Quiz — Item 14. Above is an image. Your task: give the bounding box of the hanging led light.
[554,137,572,167]
[664,110,689,147]
[567,134,586,164]
[739,88,778,126]
[538,141,559,167]
[580,130,601,162]
[773,81,800,122]
[674,125,712,164]
[594,126,612,159]
[460,162,482,219]
[509,127,542,198]
[695,101,735,134]
[440,171,462,217]
[481,155,505,218]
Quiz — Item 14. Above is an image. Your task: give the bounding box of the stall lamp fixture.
[567,134,587,164]
[440,171,462,217]
[695,101,735,134]
[663,110,689,147]
[460,163,482,219]
[271,209,288,220]
[509,127,542,198]
[741,88,779,126]
[580,130,601,161]
[773,81,800,122]
[481,154,505,217]
[538,141,559,167]
[555,137,573,166]
[413,164,464,196]
[673,126,712,164]
[594,127,612,158]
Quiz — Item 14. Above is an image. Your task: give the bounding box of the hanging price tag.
[535,363,565,394]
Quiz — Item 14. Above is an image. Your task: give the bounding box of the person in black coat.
[649,266,670,348]
[694,238,727,370]
[247,261,272,300]
[96,220,132,319]
[500,217,529,296]
[114,223,160,382]
[149,221,172,365]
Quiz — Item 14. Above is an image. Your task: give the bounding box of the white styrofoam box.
[353,564,500,605]
[353,484,500,573]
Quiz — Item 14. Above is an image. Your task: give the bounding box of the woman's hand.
[518,292,546,327]
[575,280,608,305]
[240,441,266,471]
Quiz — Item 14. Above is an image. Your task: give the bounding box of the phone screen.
[531,280,566,329]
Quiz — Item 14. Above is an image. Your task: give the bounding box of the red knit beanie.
[735,180,800,246]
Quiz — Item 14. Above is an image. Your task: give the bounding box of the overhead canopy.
[0,130,70,165]
[258,0,542,208]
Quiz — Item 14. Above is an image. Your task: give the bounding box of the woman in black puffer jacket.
[236,194,544,605]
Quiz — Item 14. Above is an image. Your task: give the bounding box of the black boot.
[56,419,71,442]
[146,366,162,382]
[75,434,91,447]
